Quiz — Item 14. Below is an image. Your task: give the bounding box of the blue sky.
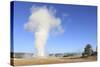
[12,1,97,53]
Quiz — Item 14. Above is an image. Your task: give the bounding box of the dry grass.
[11,56,97,66]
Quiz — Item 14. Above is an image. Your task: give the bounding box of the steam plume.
[24,6,63,57]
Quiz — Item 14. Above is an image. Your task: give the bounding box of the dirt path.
[11,56,97,66]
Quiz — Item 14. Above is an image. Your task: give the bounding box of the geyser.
[24,6,63,57]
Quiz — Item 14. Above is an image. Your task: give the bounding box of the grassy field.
[11,56,97,66]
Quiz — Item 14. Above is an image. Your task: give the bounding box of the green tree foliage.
[82,44,93,57]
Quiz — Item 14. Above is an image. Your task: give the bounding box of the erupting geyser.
[24,6,63,57]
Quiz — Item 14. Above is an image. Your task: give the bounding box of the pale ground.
[11,56,97,66]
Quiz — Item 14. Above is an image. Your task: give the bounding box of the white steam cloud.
[24,6,63,57]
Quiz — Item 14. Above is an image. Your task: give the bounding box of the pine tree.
[82,44,93,57]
